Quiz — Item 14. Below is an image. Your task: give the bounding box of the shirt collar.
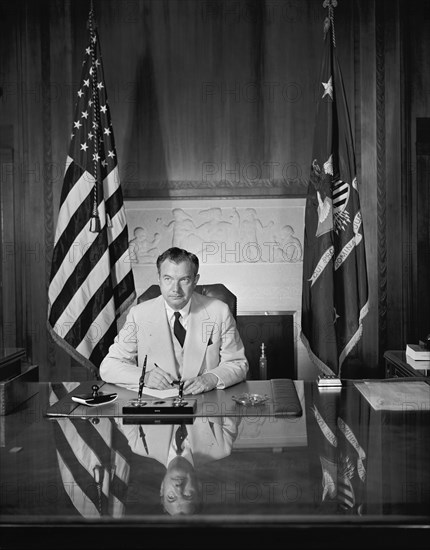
[167,438,194,467]
[164,298,192,322]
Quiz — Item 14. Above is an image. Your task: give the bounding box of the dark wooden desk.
[384,350,430,378]
[0,380,429,549]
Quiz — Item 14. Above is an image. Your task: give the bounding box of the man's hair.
[156,247,199,277]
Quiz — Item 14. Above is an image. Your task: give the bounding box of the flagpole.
[323,0,337,48]
[88,3,101,233]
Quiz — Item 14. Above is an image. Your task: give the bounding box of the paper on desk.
[116,383,178,399]
[354,381,430,411]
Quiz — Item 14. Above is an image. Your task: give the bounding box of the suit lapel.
[146,296,177,378]
[188,419,220,453]
[182,294,211,380]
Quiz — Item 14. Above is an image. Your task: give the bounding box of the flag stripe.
[53,421,108,512]
[104,172,124,213]
[56,419,107,470]
[49,194,126,306]
[89,319,118,367]
[51,234,132,343]
[49,216,97,305]
[74,298,116,354]
[52,415,130,518]
[337,478,354,508]
[55,167,95,242]
[58,160,86,211]
[56,452,100,517]
[108,418,132,504]
[73,418,114,464]
[113,269,136,313]
[108,224,131,266]
[110,469,129,503]
[49,228,110,327]
[50,189,94,286]
[59,266,113,348]
[52,264,134,359]
[49,382,81,406]
[49,382,71,403]
[50,217,129,330]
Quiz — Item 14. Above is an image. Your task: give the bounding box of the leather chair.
[137,283,237,319]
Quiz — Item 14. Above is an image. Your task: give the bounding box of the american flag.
[300,4,369,377]
[47,9,135,376]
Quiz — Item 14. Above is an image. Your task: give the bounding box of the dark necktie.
[139,425,149,454]
[173,311,186,347]
[175,424,188,455]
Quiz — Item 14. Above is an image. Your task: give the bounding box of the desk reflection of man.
[117,416,240,515]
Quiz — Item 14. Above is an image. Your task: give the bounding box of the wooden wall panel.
[44,0,77,379]
[65,0,355,198]
[356,0,378,371]
[1,0,428,380]
[0,146,16,349]
[408,0,430,344]
[18,0,48,372]
[383,0,404,353]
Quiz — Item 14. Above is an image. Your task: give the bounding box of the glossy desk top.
[1,379,429,549]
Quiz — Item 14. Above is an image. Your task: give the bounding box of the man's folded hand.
[183,373,218,395]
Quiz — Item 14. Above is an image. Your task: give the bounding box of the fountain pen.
[138,355,147,401]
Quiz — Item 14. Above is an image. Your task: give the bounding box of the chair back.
[137,283,237,319]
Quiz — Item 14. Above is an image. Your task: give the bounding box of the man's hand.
[183,373,218,395]
[145,365,175,390]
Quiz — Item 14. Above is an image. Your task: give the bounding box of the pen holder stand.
[122,398,197,415]
[123,380,196,414]
[172,380,186,407]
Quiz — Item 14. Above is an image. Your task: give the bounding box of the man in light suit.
[100,247,248,394]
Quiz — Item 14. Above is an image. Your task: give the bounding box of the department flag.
[47,9,135,376]
[300,4,369,377]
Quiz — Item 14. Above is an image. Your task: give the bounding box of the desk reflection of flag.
[300,4,368,377]
[310,385,367,515]
[49,384,130,518]
[47,6,135,377]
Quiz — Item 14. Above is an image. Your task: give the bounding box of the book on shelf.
[406,344,430,361]
[405,354,430,372]
[317,374,342,388]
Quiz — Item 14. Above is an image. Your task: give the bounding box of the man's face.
[158,259,199,310]
[160,458,201,515]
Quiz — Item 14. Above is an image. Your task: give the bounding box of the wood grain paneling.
[1,0,429,379]
[356,0,378,371]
